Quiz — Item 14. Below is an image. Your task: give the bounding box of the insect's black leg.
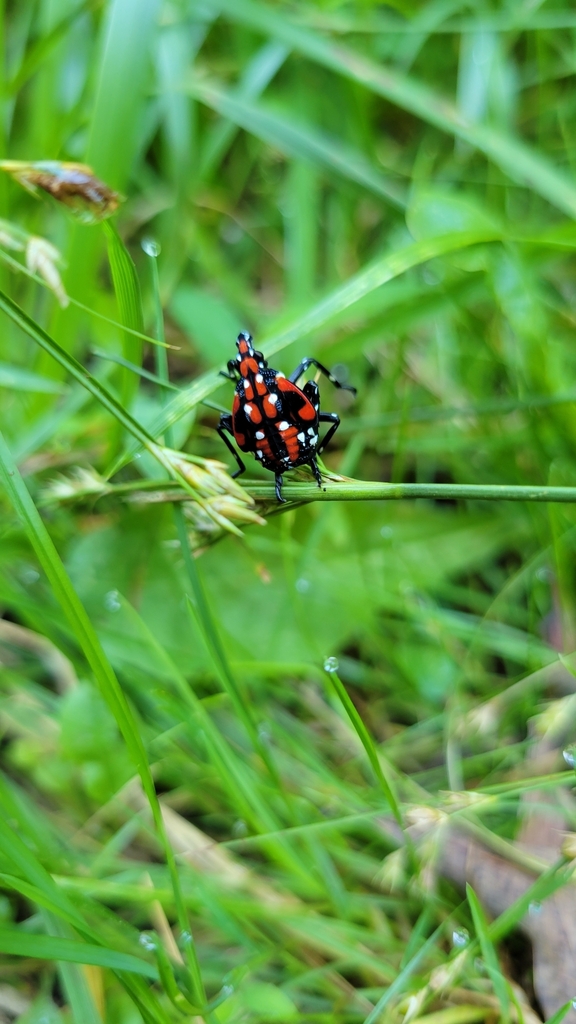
[216,414,246,478]
[317,411,340,454]
[275,472,286,503]
[219,359,240,381]
[289,357,356,395]
[309,456,323,489]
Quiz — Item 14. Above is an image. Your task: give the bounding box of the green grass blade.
[0,287,156,448]
[0,431,205,1006]
[211,0,576,219]
[199,40,288,179]
[86,0,161,189]
[189,75,406,208]
[467,884,509,1020]
[43,913,103,1024]
[103,220,144,410]
[0,361,66,393]
[324,665,403,826]
[544,1002,575,1024]
[0,930,158,978]
[362,922,444,1024]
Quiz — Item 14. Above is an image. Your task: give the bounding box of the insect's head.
[236,331,267,370]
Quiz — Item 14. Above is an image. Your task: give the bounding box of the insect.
[217,332,356,503]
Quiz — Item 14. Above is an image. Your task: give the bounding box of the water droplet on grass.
[452,927,469,948]
[563,748,576,768]
[104,590,121,612]
[529,900,542,916]
[139,933,156,951]
[232,819,247,838]
[324,657,339,673]
[141,237,161,257]
[380,525,393,539]
[21,568,40,585]
[295,578,310,593]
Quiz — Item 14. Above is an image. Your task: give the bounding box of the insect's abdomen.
[231,370,319,471]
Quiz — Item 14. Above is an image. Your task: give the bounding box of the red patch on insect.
[276,376,316,419]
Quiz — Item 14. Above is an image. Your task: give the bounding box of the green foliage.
[0,1,575,1022]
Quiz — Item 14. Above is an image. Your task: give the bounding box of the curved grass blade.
[0,432,205,1007]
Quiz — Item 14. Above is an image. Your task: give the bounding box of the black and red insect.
[217,332,356,502]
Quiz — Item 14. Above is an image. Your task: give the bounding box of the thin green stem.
[51,476,576,508]
[246,480,576,504]
[324,668,403,827]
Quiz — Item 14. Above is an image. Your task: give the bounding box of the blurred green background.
[0,0,575,1021]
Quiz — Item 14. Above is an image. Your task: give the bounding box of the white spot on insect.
[314,402,319,409]
[297,432,305,442]
[236,354,241,361]
[278,421,289,431]
[268,393,278,405]
[283,455,290,463]
[259,362,265,368]
[311,434,318,444]
[256,450,263,459]
[276,371,285,378]
[244,404,253,417]
[255,430,265,439]
[255,373,263,383]
[307,427,315,435]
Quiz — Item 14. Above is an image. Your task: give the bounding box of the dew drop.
[21,568,40,585]
[180,930,192,946]
[295,578,310,594]
[572,998,576,1010]
[324,656,339,673]
[232,819,247,838]
[141,236,161,257]
[529,900,542,917]
[139,932,156,951]
[380,525,393,539]
[536,566,553,582]
[563,748,576,769]
[104,589,121,612]
[221,984,234,997]
[452,927,469,948]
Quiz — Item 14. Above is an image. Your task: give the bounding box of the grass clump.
[0,2,575,1022]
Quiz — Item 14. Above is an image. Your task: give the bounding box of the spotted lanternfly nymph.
[217,332,356,503]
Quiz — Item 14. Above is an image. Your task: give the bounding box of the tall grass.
[0,1,575,1022]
